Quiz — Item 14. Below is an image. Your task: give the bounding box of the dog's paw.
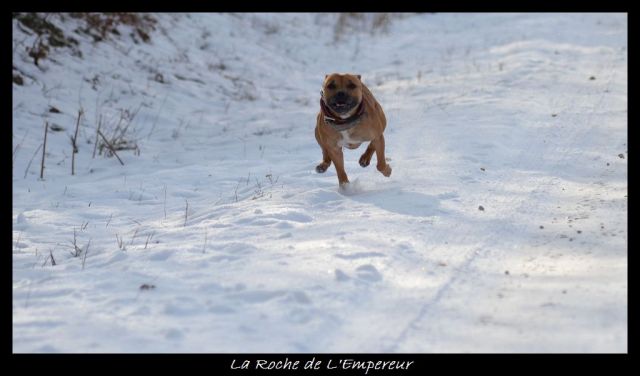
[378,164,392,177]
[316,163,329,173]
[359,154,371,168]
[338,181,352,192]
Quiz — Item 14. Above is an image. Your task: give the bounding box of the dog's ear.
[356,74,362,80]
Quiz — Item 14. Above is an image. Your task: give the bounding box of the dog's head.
[321,73,363,118]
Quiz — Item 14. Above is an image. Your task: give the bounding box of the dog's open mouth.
[329,98,357,114]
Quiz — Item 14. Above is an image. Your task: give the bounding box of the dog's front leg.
[327,146,349,186]
[373,134,392,177]
[359,142,375,167]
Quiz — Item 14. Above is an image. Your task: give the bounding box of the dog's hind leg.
[359,142,376,167]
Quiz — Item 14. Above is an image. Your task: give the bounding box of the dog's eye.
[327,82,336,90]
[347,82,357,89]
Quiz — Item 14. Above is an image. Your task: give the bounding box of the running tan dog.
[314,73,392,186]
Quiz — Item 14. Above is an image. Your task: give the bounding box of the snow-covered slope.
[12,13,627,353]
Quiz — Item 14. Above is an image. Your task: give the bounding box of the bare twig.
[13,144,20,167]
[92,114,102,159]
[70,227,81,257]
[130,227,139,246]
[234,180,240,202]
[49,249,56,266]
[40,122,48,179]
[13,231,22,253]
[115,233,124,250]
[97,130,125,165]
[163,185,167,219]
[144,232,154,249]
[202,228,208,253]
[24,144,42,179]
[71,109,83,175]
[111,103,142,143]
[82,239,90,270]
[266,173,276,185]
[106,213,113,227]
[24,280,32,308]
[184,199,189,227]
[94,88,101,131]
[13,130,29,167]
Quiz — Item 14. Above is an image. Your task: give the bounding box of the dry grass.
[96,105,142,161]
[70,13,157,44]
[13,12,157,67]
[333,13,407,42]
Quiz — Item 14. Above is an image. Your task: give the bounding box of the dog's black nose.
[335,91,347,102]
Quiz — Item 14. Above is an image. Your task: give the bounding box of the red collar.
[320,98,365,131]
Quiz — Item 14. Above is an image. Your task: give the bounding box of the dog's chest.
[338,130,363,149]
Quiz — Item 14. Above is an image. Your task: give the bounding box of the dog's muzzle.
[328,91,357,114]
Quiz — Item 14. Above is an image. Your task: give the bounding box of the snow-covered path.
[13,13,627,352]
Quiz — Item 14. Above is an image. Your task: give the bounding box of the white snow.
[12,13,627,353]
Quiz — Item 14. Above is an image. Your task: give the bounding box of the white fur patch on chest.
[338,130,362,149]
